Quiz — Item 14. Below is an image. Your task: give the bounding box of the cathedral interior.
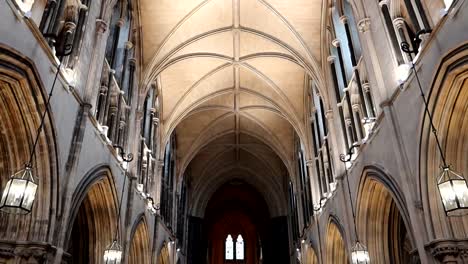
[0,0,467,263]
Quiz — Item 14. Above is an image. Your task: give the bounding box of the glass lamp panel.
[351,242,370,264]
[0,180,13,206]
[23,181,38,211]
[452,179,468,207]
[438,181,457,211]
[5,179,29,207]
[352,250,370,264]
[104,242,122,264]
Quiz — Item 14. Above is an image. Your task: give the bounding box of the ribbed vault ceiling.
[140,0,324,216]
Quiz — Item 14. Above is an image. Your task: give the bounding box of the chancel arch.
[128,216,151,264]
[356,167,418,264]
[420,44,468,240]
[65,167,118,264]
[0,45,58,247]
[325,218,348,264]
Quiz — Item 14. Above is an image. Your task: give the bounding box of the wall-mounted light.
[400,40,467,216]
[437,167,468,215]
[351,241,370,264]
[0,35,73,214]
[104,240,123,264]
[340,145,370,263]
[0,167,37,214]
[103,146,133,263]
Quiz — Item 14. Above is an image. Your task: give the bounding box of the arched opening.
[302,244,318,264]
[325,220,348,264]
[158,243,171,264]
[356,173,417,264]
[128,217,151,264]
[205,182,269,264]
[0,46,57,247]
[65,173,118,264]
[422,46,468,239]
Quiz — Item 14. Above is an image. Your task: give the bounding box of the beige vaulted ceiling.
[139,0,325,215]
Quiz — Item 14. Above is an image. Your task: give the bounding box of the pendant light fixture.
[104,146,133,264]
[340,144,370,264]
[0,33,74,214]
[400,37,468,216]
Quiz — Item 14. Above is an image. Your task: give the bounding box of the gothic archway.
[302,244,318,264]
[128,216,151,264]
[158,243,171,264]
[65,168,118,264]
[325,219,348,264]
[420,44,468,240]
[0,44,58,261]
[356,169,417,264]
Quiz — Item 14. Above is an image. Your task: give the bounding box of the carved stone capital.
[95,19,108,34]
[392,17,406,28]
[340,15,348,24]
[426,239,468,262]
[327,55,336,63]
[117,18,126,27]
[128,58,137,68]
[361,82,371,93]
[125,41,134,50]
[358,18,371,33]
[0,241,54,261]
[332,39,340,47]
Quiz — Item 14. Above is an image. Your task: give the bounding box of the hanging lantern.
[0,166,38,214]
[437,167,468,216]
[104,240,122,264]
[351,241,370,264]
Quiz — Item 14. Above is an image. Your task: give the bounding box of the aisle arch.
[128,215,151,264]
[325,217,348,264]
[0,44,59,243]
[356,166,418,263]
[64,166,119,264]
[420,43,468,239]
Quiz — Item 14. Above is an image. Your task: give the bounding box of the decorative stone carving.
[0,241,54,263]
[340,15,348,24]
[96,19,108,34]
[427,239,468,263]
[357,18,371,33]
[332,39,340,47]
[327,55,336,63]
[125,41,134,50]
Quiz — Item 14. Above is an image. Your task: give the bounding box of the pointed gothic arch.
[356,166,419,263]
[0,44,58,249]
[64,166,119,263]
[325,217,348,264]
[128,216,151,264]
[420,43,468,240]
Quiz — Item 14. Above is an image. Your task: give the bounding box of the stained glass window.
[236,235,244,260]
[225,235,234,260]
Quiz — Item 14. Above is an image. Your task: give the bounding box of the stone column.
[84,19,108,104]
[361,82,376,118]
[393,17,413,63]
[154,159,165,205]
[328,55,350,151]
[340,15,357,66]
